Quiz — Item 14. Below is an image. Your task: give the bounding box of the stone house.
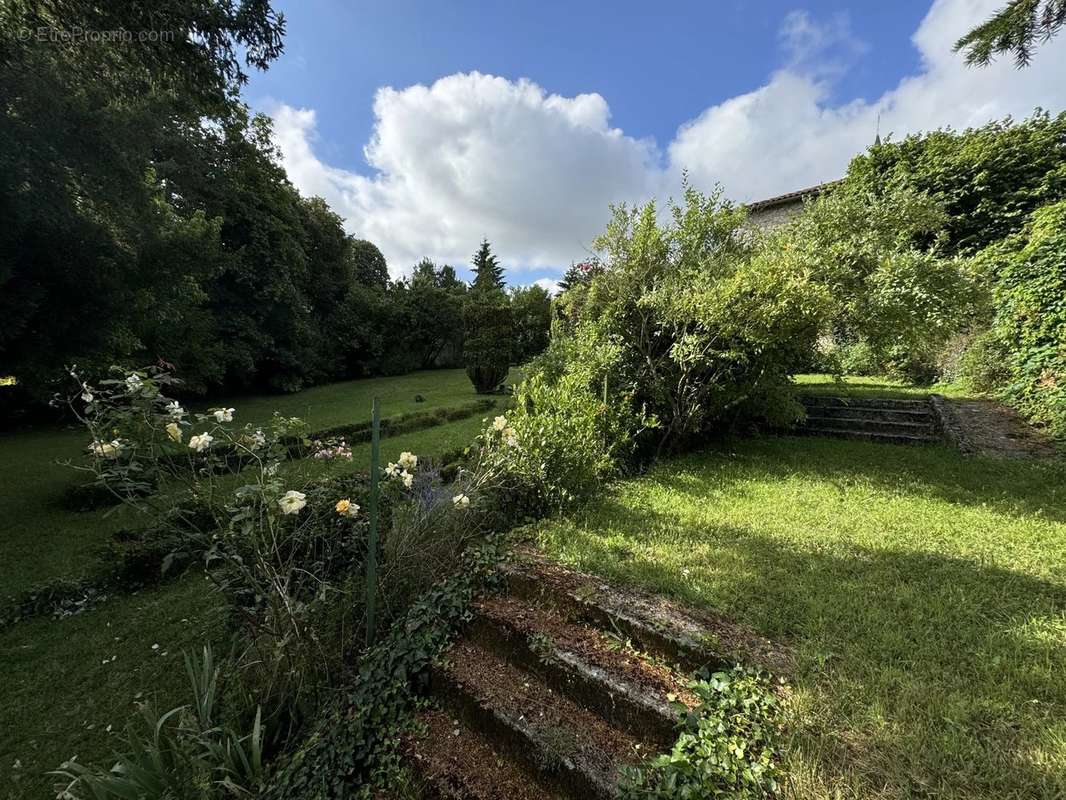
[745,179,843,230]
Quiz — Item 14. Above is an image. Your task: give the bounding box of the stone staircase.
[403,549,782,799]
[796,395,943,446]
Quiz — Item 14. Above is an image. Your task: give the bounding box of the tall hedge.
[846,110,1066,255]
[974,200,1066,439]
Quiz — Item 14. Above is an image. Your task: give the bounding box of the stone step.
[800,394,932,411]
[432,639,653,800]
[469,594,692,747]
[406,708,560,800]
[795,426,940,445]
[804,414,937,436]
[504,549,730,674]
[804,404,937,424]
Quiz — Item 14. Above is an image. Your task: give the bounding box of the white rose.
[165,422,182,443]
[249,429,266,449]
[165,401,185,419]
[188,432,214,452]
[401,471,413,489]
[452,493,470,508]
[398,451,418,471]
[125,374,143,393]
[492,415,507,432]
[384,462,400,477]
[212,408,235,423]
[278,490,307,515]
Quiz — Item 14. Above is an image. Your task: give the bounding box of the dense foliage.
[816,110,1065,433]
[846,111,1066,256]
[509,284,553,363]
[774,184,983,383]
[463,300,514,393]
[0,1,549,411]
[970,200,1066,437]
[574,186,827,455]
[490,185,830,515]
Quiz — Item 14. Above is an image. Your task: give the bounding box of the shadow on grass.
[545,502,1065,797]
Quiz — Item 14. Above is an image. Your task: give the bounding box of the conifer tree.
[470,238,504,292]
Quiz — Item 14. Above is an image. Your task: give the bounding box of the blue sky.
[248,1,928,173]
[244,0,1066,287]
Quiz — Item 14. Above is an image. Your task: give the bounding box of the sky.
[245,0,1066,290]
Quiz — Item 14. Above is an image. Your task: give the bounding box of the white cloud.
[270,72,661,275]
[531,278,562,296]
[268,0,1066,278]
[670,0,1066,202]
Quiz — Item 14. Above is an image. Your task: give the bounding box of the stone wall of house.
[747,198,805,230]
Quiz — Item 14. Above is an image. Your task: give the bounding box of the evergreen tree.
[470,239,504,292]
[956,0,1066,67]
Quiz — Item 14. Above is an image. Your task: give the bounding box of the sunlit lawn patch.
[531,436,1066,799]
[792,372,975,400]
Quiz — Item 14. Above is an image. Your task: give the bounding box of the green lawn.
[0,369,498,799]
[205,368,496,431]
[793,373,975,400]
[0,576,226,799]
[530,436,1066,799]
[0,369,497,596]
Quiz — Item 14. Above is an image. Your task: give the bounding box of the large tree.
[349,239,390,289]
[470,239,505,293]
[0,0,289,399]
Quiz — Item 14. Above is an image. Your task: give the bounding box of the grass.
[204,368,498,431]
[0,427,136,598]
[0,369,498,799]
[0,368,498,596]
[0,576,226,799]
[530,436,1066,799]
[793,373,975,400]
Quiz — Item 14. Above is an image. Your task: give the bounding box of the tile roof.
[745,179,844,212]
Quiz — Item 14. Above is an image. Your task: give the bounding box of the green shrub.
[579,184,828,454]
[474,331,645,515]
[837,339,879,376]
[955,330,1013,394]
[620,667,784,800]
[463,297,513,393]
[973,200,1066,438]
[777,184,985,382]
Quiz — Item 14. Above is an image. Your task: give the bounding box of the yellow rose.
[335,498,359,518]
